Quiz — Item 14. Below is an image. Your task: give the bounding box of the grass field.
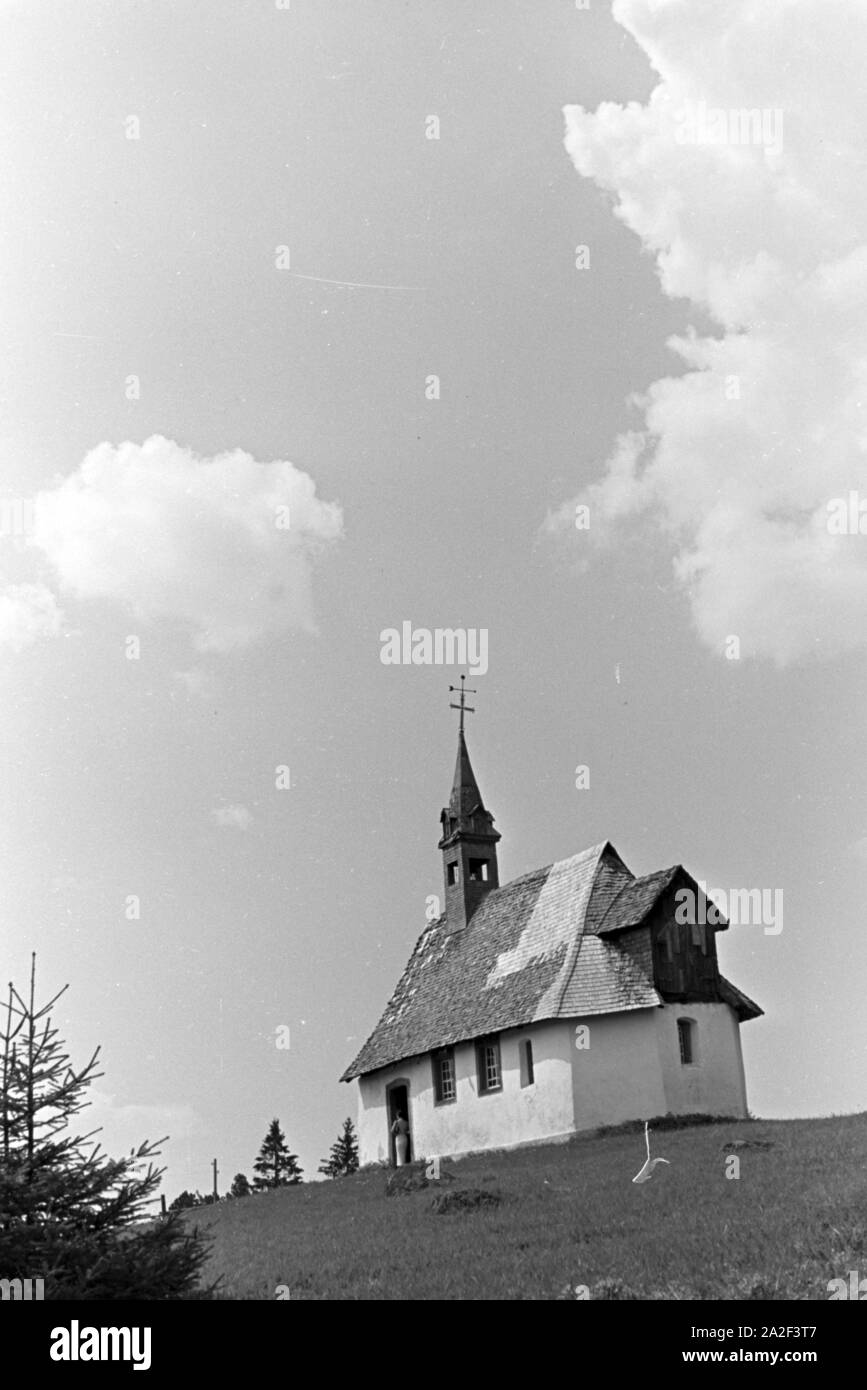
[186,1113,867,1300]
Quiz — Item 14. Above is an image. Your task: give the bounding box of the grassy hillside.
[187,1113,867,1300]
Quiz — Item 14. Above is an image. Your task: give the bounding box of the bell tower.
[438,677,500,932]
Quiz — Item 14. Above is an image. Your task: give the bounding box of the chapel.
[341,705,762,1166]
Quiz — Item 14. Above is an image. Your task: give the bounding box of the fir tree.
[317,1117,359,1178]
[252,1119,303,1188]
[229,1173,251,1199]
[0,955,213,1300]
[168,1190,201,1212]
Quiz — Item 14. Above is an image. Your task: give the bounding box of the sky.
[1,0,866,1198]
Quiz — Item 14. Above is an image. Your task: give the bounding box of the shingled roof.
[717,976,764,1023]
[342,840,747,1082]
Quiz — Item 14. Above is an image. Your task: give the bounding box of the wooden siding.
[650,880,721,1002]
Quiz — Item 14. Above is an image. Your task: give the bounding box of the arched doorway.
[385,1078,412,1165]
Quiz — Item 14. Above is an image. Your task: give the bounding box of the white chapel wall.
[654,1001,748,1117]
[356,1001,750,1164]
[569,1008,667,1130]
[356,1018,575,1164]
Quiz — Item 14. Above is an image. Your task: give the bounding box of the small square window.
[468,858,489,882]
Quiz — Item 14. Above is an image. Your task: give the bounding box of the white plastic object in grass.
[632,1121,670,1184]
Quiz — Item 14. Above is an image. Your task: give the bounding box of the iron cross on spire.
[449,674,476,736]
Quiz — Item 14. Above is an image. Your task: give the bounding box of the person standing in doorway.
[391,1110,409,1166]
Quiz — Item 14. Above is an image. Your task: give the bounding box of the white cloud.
[30,436,343,653]
[83,1090,200,1149]
[174,668,215,699]
[211,803,252,831]
[0,582,63,652]
[560,0,867,665]
[50,872,84,893]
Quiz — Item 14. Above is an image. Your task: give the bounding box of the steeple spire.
[448,729,484,824]
[438,680,500,932]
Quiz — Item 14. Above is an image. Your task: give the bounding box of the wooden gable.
[648,873,721,1002]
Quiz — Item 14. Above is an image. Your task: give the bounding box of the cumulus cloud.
[50,872,84,893]
[174,668,216,699]
[211,804,252,831]
[29,436,343,653]
[0,582,63,652]
[84,1090,200,1147]
[560,0,867,664]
